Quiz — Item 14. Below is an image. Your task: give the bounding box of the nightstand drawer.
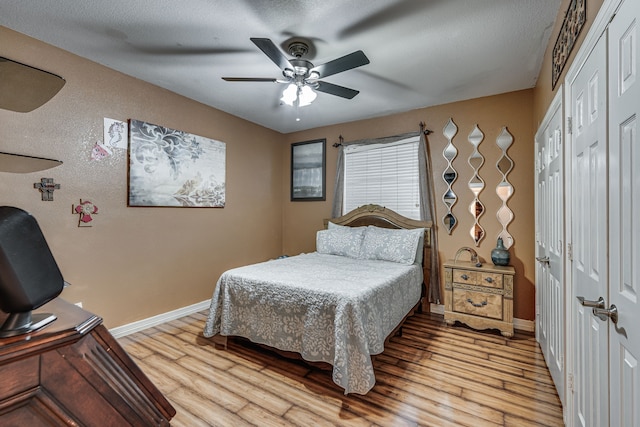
[452,269,503,289]
[452,288,503,320]
[452,269,479,285]
[479,272,503,289]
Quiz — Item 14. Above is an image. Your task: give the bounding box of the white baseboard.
[110,299,536,339]
[428,303,536,333]
[110,299,211,339]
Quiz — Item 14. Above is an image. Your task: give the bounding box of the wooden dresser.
[443,260,515,337]
[0,298,175,426]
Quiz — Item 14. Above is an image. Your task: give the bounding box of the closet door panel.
[534,89,565,406]
[570,34,608,427]
[608,0,640,424]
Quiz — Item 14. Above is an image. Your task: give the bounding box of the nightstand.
[443,260,514,337]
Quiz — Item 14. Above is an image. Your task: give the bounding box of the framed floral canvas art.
[128,119,226,207]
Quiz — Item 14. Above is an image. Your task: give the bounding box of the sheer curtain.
[331,129,441,304]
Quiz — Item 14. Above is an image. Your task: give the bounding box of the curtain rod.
[332,123,432,148]
[420,122,433,135]
[332,135,344,148]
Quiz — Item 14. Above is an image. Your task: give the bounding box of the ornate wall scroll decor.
[467,125,485,246]
[552,0,586,89]
[442,118,458,234]
[496,127,514,248]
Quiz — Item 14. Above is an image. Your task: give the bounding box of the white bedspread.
[203,252,423,394]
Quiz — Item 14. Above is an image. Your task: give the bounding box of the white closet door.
[546,112,564,407]
[608,0,640,424]
[534,89,565,406]
[570,33,609,427]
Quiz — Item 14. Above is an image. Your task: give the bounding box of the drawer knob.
[461,274,469,280]
[485,277,493,283]
[466,298,487,308]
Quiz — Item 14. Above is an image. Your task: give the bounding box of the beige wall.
[0,27,284,328]
[283,90,537,320]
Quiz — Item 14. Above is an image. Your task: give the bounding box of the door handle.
[593,305,618,324]
[536,256,550,266]
[577,296,605,309]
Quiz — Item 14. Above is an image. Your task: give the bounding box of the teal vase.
[491,238,510,266]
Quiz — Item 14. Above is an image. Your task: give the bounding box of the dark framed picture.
[291,139,326,201]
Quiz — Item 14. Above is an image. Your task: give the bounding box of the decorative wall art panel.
[467,125,485,247]
[552,0,586,89]
[128,120,226,207]
[441,118,458,234]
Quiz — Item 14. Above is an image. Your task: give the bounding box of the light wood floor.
[117,311,564,427]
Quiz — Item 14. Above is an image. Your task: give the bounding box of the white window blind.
[343,136,420,219]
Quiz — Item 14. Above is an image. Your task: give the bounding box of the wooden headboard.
[325,204,432,312]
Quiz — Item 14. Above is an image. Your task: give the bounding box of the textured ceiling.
[0,0,561,133]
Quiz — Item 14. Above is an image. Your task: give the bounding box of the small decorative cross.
[34,178,60,201]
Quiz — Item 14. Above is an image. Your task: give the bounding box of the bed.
[203,204,432,394]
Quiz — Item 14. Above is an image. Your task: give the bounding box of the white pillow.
[360,226,425,265]
[316,227,366,258]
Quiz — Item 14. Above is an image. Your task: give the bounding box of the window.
[343,136,420,219]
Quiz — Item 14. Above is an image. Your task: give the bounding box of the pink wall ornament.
[73,199,98,227]
[91,141,112,161]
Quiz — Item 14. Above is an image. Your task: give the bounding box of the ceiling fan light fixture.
[281,83,297,106]
[281,83,316,108]
[282,68,294,78]
[298,85,317,107]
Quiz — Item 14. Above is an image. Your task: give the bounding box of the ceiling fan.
[222,38,369,106]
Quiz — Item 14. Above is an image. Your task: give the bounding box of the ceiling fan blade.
[314,81,360,99]
[250,38,293,71]
[311,51,370,79]
[338,1,434,39]
[222,77,279,82]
